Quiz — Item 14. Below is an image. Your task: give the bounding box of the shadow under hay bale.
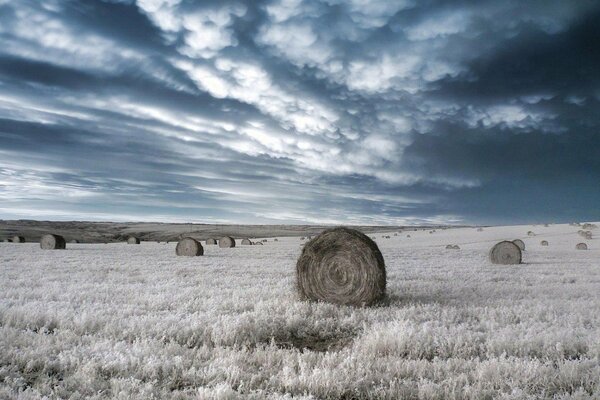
[12,236,25,243]
[576,243,588,250]
[540,240,549,246]
[40,234,66,250]
[490,241,522,265]
[219,236,235,248]
[512,239,525,251]
[206,238,217,245]
[176,237,204,256]
[127,236,140,244]
[241,238,252,245]
[296,227,386,307]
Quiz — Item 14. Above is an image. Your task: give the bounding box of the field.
[1,224,599,399]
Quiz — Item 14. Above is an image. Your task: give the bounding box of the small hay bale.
[446,244,460,249]
[544,224,549,227]
[527,231,535,237]
[241,238,252,245]
[582,223,597,230]
[274,238,278,241]
[301,237,305,240]
[540,240,549,246]
[219,236,236,248]
[453,245,461,250]
[40,234,66,250]
[406,234,411,238]
[576,243,588,250]
[512,239,525,251]
[489,241,522,265]
[254,241,263,245]
[262,239,268,242]
[176,237,204,256]
[296,227,386,307]
[71,240,80,244]
[12,236,25,243]
[206,238,217,245]
[3,239,11,243]
[394,233,398,236]
[477,228,483,232]
[127,236,140,244]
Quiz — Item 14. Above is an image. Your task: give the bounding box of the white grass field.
[1,224,599,399]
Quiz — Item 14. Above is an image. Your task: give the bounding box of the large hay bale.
[12,236,25,243]
[206,238,217,245]
[296,227,386,307]
[512,239,525,251]
[241,238,252,245]
[40,234,66,250]
[127,236,140,244]
[219,236,235,248]
[540,240,549,246]
[176,237,204,256]
[489,241,522,265]
[576,243,588,250]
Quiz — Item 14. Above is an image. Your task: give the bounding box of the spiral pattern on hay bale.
[127,236,140,244]
[489,241,522,265]
[296,227,386,307]
[12,236,25,243]
[540,240,549,246]
[176,237,204,256]
[576,243,588,250]
[40,234,66,250]
[206,238,217,245]
[241,238,252,245]
[219,236,235,248]
[512,239,525,251]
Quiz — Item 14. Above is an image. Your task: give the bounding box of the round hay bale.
[274,238,279,242]
[512,239,525,251]
[406,234,411,238]
[540,240,549,246]
[127,236,140,244]
[489,241,522,265]
[40,234,66,250]
[394,233,398,236]
[296,227,386,307]
[206,238,217,245]
[582,223,597,230]
[219,236,235,248]
[241,238,252,245]
[12,236,25,243]
[176,237,204,256]
[446,244,460,249]
[254,241,263,245]
[453,245,461,250]
[544,223,549,227]
[262,239,268,242]
[527,231,535,237]
[70,239,80,244]
[576,243,588,250]
[301,237,305,240]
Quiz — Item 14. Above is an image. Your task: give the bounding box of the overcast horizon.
[1,0,599,225]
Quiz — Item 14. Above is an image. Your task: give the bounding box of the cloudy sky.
[0,0,599,225]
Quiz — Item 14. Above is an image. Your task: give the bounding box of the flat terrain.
[1,223,599,399]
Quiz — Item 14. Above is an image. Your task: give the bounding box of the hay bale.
[274,238,279,241]
[176,237,204,256]
[512,239,525,251]
[582,223,597,230]
[446,244,460,249]
[12,236,25,243]
[527,231,535,237]
[406,234,411,238]
[540,240,549,246]
[489,241,522,265]
[40,234,66,250]
[219,236,236,248]
[70,240,80,244]
[296,227,386,307]
[477,228,483,232]
[206,238,217,245]
[262,239,268,242]
[254,241,263,245]
[576,243,588,250]
[301,237,305,240]
[241,238,252,245]
[127,236,140,244]
[453,245,461,250]
[544,224,549,227]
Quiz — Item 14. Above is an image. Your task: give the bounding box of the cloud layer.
[0,0,599,224]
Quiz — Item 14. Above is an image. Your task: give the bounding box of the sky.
[0,0,599,225]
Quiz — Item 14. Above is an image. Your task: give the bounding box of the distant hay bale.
[406,234,411,238]
[219,236,236,248]
[12,236,25,243]
[70,240,79,244]
[262,239,268,242]
[241,238,252,245]
[127,236,140,244]
[453,245,461,250]
[3,239,11,243]
[512,239,525,251]
[477,228,483,232]
[527,231,535,237]
[40,234,66,250]
[176,237,204,256]
[544,224,549,227]
[206,238,217,245]
[446,244,460,249]
[254,241,263,245]
[489,241,522,265]
[582,223,597,230]
[301,237,305,240]
[274,238,278,241]
[540,240,549,246]
[576,243,588,250]
[296,227,386,307]
[394,233,398,236]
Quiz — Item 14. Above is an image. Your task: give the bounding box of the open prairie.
[1,223,599,399]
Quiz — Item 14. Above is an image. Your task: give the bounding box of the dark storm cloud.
[0,0,598,224]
